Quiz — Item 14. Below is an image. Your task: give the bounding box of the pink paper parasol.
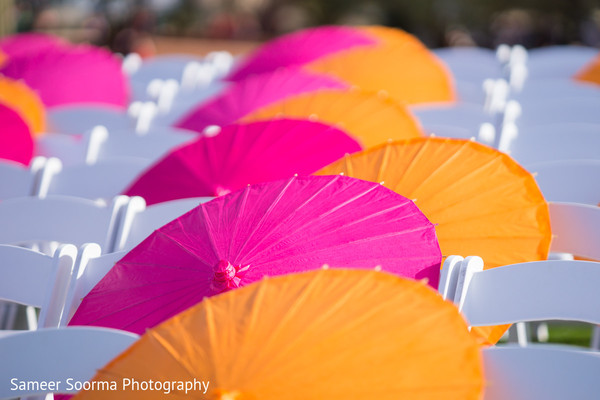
[227,25,377,80]
[123,118,362,204]
[175,67,347,133]
[0,45,129,108]
[70,174,441,334]
[0,32,67,59]
[0,103,34,166]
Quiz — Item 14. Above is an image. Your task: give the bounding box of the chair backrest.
[92,127,195,163]
[410,103,494,136]
[0,244,77,329]
[113,196,213,251]
[506,123,600,165]
[528,159,600,205]
[0,327,139,398]
[0,195,128,252]
[47,105,135,135]
[453,257,600,328]
[0,157,47,200]
[515,98,600,127]
[483,345,600,400]
[61,244,127,326]
[549,202,600,260]
[40,158,149,201]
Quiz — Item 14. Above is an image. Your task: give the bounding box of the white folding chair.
[113,196,213,252]
[0,195,128,253]
[511,79,600,102]
[449,257,600,348]
[503,123,600,165]
[0,327,138,398]
[39,158,149,201]
[525,45,598,80]
[61,243,126,326]
[527,159,600,205]
[549,202,600,261]
[411,103,496,138]
[482,345,600,400]
[90,126,196,164]
[47,105,135,135]
[514,98,600,127]
[0,244,77,332]
[0,157,46,200]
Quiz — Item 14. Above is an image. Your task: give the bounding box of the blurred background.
[1,0,600,56]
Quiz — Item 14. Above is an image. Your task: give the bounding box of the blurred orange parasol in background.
[574,51,600,86]
[0,76,46,135]
[241,89,424,148]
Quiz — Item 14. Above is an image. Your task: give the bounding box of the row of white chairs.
[1,196,596,330]
[2,253,600,399]
[439,255,600,399]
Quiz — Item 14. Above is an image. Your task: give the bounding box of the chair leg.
[508,322,531,346]
[591,325,600,350]
[26,306,39,330]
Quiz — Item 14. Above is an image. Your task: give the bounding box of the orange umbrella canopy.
[305,26,455,105]
[318,137,551,268]
[73,269,483,400]
[241,89,424,148]
[318,138,552,345]
[0,76,46,135]
[574,52,600,86]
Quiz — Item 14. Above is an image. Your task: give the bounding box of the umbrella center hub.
[212,260,248,292]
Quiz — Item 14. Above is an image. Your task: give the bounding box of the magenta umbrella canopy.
[124,118,362,204]
[0,103,34,166]
[70,174,441,334]
[0,32,67,59]
[0,45,129,108]
[227,25,376,81]
[175,67,348,133]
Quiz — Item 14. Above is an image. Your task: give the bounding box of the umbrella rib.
[425,174,539,216]
[155,228,214,267]
[401,139,472,197]
[245,198,417,264]
[402,154,503,206]
[227,184,250,258]
[83,277,207,326]
[435,202,547,226]
[249,226,436,266]
[240,177,376,258]
[235,175,340,258]
[120,282,205,330]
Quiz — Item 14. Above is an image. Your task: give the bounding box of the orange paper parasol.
[318,137,552,344]
[73,269,483,400]
[574,52,600,86]
[305,26,455,105]
[241,89,424,148]
[0,76,46,135]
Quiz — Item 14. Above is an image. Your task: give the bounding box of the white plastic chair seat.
[527,159,600,205]
[506,123,600,165]
[0,244,77,329]
[549,202,600,260]
[0,195,127,252]
[43,158,149,200]
[0,327,138,398]
[47,105,135,135]
[483,345,600,400]
[525,45,598,80]
[410,103,494,136]
[0,158,45,200]
[114,196,213,251]
[515,98,600,127]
